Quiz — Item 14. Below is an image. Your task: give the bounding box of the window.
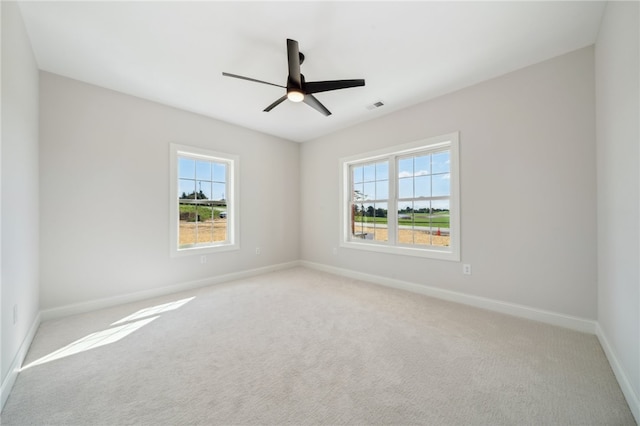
[170,143,239,256]
[340,132,460,261]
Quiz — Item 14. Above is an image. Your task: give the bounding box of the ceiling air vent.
[366,101,385,110]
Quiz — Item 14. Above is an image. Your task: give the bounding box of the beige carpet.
[1,267,635,425]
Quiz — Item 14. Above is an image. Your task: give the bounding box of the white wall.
[39,72,300,310]
[1,0,40,397]
[595,1,639,420]
[301,47,597,320]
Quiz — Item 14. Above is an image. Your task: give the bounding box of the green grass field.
[355,212,449,228]
[179,205,226,222]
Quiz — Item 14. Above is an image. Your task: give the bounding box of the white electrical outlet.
[463,264,472,275]
[200,255,207,264]
[256,247,261,255]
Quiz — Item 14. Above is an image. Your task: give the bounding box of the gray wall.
[39,72,300,309]
[1,0,40,387]
[595,0,640,418]
[300,47,597,320]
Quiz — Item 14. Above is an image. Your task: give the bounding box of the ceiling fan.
[222,39,365,116]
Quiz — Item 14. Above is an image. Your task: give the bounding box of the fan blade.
[304,79,365,94]
[264,95,288,112]
[222,72,285,89]
[303,94,332,116]
[287,39,302,89]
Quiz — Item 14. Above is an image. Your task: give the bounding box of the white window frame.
[169,143,239,257]
[339,132,460,261]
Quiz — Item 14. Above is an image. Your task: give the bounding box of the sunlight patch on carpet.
[22,296,196,370]
[21,316,159,370]
[111,297,195,326]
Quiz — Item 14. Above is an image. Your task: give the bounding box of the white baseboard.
[300,260,596,334]
[1,312,41,411]
[596,323,640,424]
[41,261,301,321]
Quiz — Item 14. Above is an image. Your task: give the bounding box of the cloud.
[399,170,430,178]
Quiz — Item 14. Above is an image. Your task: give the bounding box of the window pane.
[213,163,226,182]
[179,201,198,245]
[431,199,450,247]
[413,200,429,224]
[363,164,376,182]
[196,181,211,199]
[179,179,195,199]
[432,151,450,174]
[355,203,369,239]
[353,183,364,201]
[195,206,211,244]
[432,174,450,197]
[398,158,413,178]
[360,203,375,241]
[212,183,226,201]
[431,199,449,217]
[196,161,211,180]
[351,203,365,239]
[409,228,432,246]
[414,175,430,198]
[376,162,389,180]
[362,203,375,222]
[414,155,430,176]
[214,204,227,220]
[398,177,413,199]
[374,203,388,220]
[353,166,363,184]
[376,180,389,200]
[398,200,413,245]
[373,202,388,242]
[179,220,195,246]
[412,201,430,246]
[178,158,195,179]
[363,182,375,200]
[398,201,413,222]
[213,202,227,242]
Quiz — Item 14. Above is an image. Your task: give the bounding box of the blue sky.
[352,151,450,203]
[178,157,227,201]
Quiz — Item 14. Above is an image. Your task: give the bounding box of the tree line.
[354,205,449,218]
[181,190,208,200]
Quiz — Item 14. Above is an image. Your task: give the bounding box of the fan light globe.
[287,90,304,103]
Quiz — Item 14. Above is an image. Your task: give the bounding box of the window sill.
[340,240,460,261]
[171,242,240,258]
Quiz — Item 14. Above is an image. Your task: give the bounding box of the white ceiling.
[18,1,606,142]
